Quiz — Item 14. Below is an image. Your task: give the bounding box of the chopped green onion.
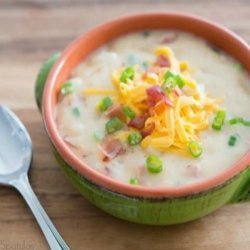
[188,141,203,158]
[161,82,175,93]
[163,71,175,83]
[129,177,139,185]
[229,117,250,127]
[243,120,250,127]
[105,117,123,134]
[72,107,80,117]
[98,96,113,112]
[93,131,103,141]
[120,66,135,83]
[229,117,244,125]
[212,110,226,130]
[146,155,163,174]
[61,82,74,95]
[127,132,142,145]
[228,134,238,146]
[175,75,185,88]
[162,71,185,92]
[122,106,136,119]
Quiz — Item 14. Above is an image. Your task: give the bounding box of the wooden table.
[0,0,250,249]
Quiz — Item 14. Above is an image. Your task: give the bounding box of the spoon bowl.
[0,105,69,250]
[0,106,31,183]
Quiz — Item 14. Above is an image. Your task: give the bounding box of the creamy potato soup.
[55,31,250,187]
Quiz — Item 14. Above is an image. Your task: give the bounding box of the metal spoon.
[0,105,69,250]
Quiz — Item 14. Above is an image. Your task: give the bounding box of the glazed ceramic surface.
[35,13,250,224]
[55,30,250,187]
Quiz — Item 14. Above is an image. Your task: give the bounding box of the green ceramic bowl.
[35,13,250,225]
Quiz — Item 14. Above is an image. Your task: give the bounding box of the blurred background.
[1,0,249,109]
[0,1,249,249]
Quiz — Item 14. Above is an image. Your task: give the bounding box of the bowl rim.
[42,12,250,198]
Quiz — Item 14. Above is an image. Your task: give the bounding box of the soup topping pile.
[82,46,229,173]
[56,31,250,186]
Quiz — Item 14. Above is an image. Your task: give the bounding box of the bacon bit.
[99,136,125,161]
[105,104,126,121]
[161,32,178,44]
[146,85,165,107]
[141,122,155,137]
[146,85,173,108]
[173,87,183,97]
[156,55,170,67]
[128,116,147,129]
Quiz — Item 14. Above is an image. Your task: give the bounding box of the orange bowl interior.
[43,12,250,198]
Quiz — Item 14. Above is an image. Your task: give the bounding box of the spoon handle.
[10,173,69,250]
[24,177,70,250]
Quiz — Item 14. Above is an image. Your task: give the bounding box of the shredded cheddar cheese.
[83,46,222,155]
[83,88,116,96]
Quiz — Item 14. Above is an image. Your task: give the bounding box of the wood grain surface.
[0,1,250,249]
